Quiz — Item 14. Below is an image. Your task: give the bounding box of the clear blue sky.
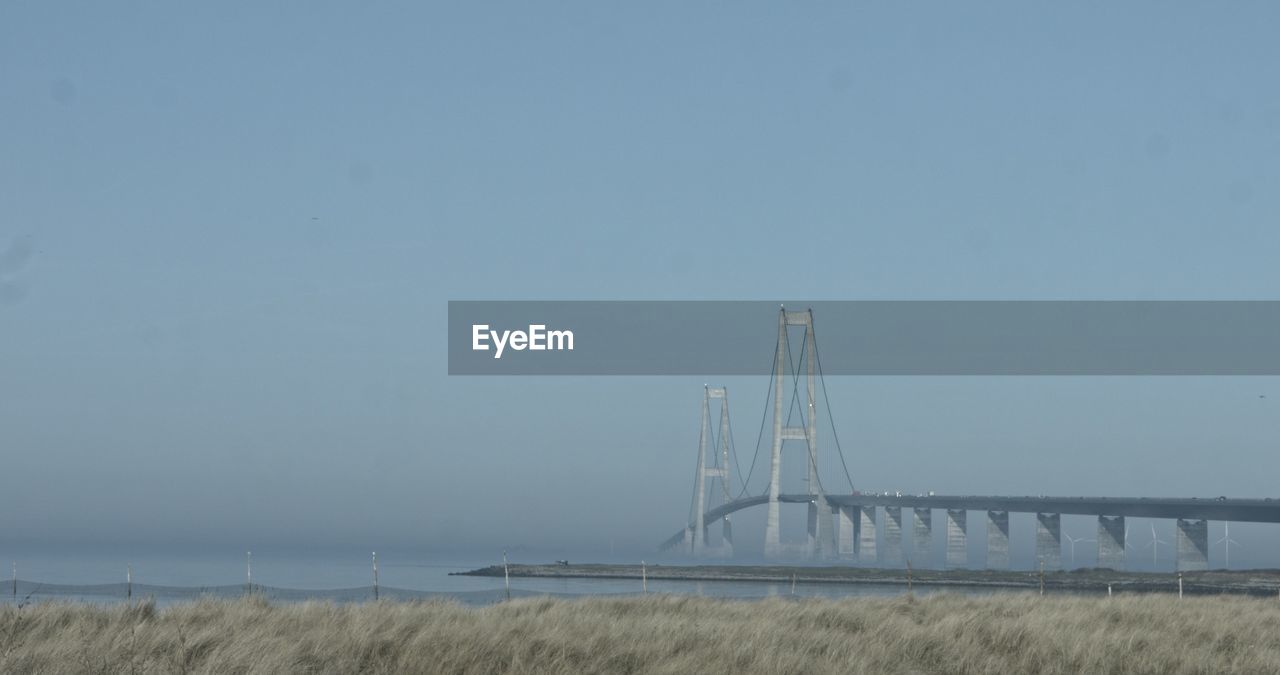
[2,4,1278,563]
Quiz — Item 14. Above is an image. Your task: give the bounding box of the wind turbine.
[1214,522,1241,569]
[1064,534,1095,569]
[1144,523,1169,571]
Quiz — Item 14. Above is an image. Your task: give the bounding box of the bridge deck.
[662,494,1280,551]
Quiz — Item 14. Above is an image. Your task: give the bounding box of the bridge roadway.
[661,494,1280,552]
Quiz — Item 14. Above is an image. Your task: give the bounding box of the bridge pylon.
[764,308,834,560]
[689,385,734,558]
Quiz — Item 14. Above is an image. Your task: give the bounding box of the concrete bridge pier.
[857,506,877,564]
[1176,519,1209,571]
[837,506,856,559]
[807,500,836,560]
[764,503,782,559]
[1097,515,1125,569]
[986,510,1010,569]
[912,508,932,568]
[725,517,734,557]
[883,506,904,565]
[1036,513,1062,570]
[945,509,967,568]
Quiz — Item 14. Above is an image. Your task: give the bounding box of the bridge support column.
[912,508,932,568]
[1176,519,1209,571]
[883,506,904,565]
[837,506,856,559]
[1036,513,1062,570]
[986,510,1009,569]
[945,509,967,568]
[720,517,734,559]
[857,506,877,564]
[764,505,782,558]
[763,309,818,560]
[691,386,735,559]
[1097,516,1125,569]
[807,500,836,560]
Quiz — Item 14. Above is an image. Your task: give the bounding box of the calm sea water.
[0,550,1031,606]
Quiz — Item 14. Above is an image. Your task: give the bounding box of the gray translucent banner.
[448,301,1280,375]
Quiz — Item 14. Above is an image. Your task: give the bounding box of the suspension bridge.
[661,308,1280,571]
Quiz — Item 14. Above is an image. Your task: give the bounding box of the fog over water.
[3,4,1280,574]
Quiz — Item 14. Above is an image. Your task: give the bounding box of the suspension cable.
[778,328,829,496]
[812,317,856,493]
[785,329,829,496]
[687,405,706,528]
[694,312,854,521]
[724,411,738,502]
[726,401,745,490]
[734,334,778,499]
[709,405,720,470]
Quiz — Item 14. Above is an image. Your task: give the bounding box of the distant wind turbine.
[1064,534,1095,569]
[1214,522,1241,569]
[1145,523,1169,570]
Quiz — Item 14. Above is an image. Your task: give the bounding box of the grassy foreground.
[4,593,1280,674]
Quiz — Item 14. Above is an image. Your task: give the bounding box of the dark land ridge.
[454,563,1280,596]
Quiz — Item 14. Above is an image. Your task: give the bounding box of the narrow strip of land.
[455,563,1280,595]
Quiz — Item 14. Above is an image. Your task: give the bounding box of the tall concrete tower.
[764,308,831,559]
[690,385,734,557]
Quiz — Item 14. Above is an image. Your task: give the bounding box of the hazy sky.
[2,4,1279,564]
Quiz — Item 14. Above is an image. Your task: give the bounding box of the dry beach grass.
[4,592,1280,674]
